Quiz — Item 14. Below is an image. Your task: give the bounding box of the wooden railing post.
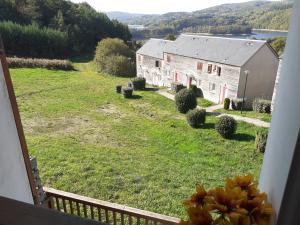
[43,187,180,225]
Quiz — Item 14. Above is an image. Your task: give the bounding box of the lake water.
[201,30,288,40]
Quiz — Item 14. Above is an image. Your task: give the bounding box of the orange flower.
[225,175,254,191]
[179,175,273,225]
[186,205,213,225]
[207,187,247,213]
[212,217,231,225]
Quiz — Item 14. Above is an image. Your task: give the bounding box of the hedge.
[224,98,230,110]
[186,109,206,128]
[171,82,185,93]
[7,57,74,70]
[122,87,133,98]
[253,99,271,114]
[175,88,197,113]
[130,77,146,90]
[215,116,237,139]
[255,128,269,153]
[0,21,68,59]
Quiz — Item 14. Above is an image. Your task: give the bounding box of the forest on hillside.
[0,0,131,58]
[122,1,293,40]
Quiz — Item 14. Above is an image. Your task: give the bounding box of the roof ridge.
[180,33,266,43]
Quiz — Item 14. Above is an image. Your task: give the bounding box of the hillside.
[106,11,157,23]
[0,0,131,56]
[112,1,293,39]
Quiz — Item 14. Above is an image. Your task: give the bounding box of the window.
[155,60,160,68]
[197,62,203,71]
[207,64,213,74]
[217,67,222,76]
[167,55,171,63]
[209,83,216,93]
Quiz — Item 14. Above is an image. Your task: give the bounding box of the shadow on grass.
[143,87,159,92]
[232,133,255,142]
[130,95,143,99]
[202,123,215,129]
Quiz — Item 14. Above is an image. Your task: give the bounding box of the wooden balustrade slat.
[69,200,74,214]
[113,211,117,225]
[91,206,95,220]
[137,217,141,225]
[121,213,125,225]
[44,187,179,225]
[62,199,67,213]
[76,202,81,216]
[98,208,102,222]
[83,204,88,218]
[105,209,109,223]
[55,197,60,211]
[129,215,132,225]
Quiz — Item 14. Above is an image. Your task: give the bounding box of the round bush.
[255,128,269,153]
[215,116,237,139]
[224,98,230,110]
[115,85,122,93]
[186,109,206,128]
[122,87,133,98]
[175,88,197,113]
[131,77,146,90]
[171,82,185,93]
[189,85,203,97]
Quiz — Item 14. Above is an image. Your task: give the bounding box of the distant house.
[136,34,279,104]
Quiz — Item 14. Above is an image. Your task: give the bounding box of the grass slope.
[11,62,263,217]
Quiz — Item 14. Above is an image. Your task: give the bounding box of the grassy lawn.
[197,98,215,108]
[216,109,272,122]
[11,62,263,218]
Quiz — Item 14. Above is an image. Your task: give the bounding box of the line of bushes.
[0,21,68,59]
[7,57,74,71]
[223,97,271,114]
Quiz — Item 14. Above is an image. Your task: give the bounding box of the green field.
[11,61,263,217]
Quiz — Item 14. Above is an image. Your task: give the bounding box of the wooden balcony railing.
[44,187,180,225]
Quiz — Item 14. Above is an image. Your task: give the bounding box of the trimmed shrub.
[130,77,146,90]
[255,129,269,153]
[116,85,122,93]
[186,109,206,128]
[171,82,185,93]
[215,116,237,139]
[7,57,74,70]
[231,98,244,110]
[253,99,271,114]
[122,87,133,98]
[224,98,230,110]
[175,88,197,113]
[189,84,203,97]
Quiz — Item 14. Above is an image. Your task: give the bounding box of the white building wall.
[239,45,279,101]
[0,62,34,204]
[164,53,241,103]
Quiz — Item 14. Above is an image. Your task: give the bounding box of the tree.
[165,34,176,41]
[94,38,135,77]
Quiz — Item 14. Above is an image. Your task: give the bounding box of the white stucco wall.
[239,45,279,101]
[0,61,34,204]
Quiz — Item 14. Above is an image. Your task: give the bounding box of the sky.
[70,0,279,14]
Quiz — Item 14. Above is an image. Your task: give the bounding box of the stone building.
[136,34,279,104]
